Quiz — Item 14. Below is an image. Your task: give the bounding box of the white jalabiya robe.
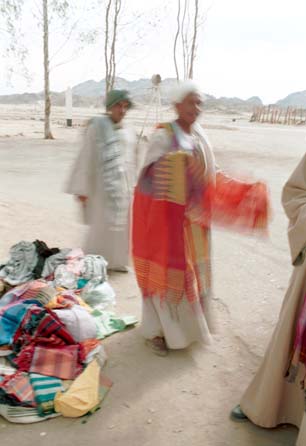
[240,153,306,446]
[140,122,216,349]
[137,121,268,350]
[66,116,137,270]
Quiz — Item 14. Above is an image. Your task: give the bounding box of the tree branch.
[173,0,181,81]
[188,0,199,79]
[104,0,113,93]
[109,0,121,90]
[181,0,188,79]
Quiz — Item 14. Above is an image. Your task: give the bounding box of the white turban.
[171,80,203,104]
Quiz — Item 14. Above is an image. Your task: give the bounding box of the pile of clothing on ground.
[0,240,137,424]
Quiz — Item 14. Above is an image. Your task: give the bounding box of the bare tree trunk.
[109,0,121,91]
[43,0,53,139]
[189,0,199,79]
[181,0,188,79]
[173,0,181,81]
[104,0,112,94]
[185,2,192,78]
[104,0,121,94]
[173,0,203,80]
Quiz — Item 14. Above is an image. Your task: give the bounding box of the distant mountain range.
[0,77,305,111]
[71,77,264,111]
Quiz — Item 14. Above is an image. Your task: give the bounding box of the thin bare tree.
[1,0,97,139]
[181,0,189,79]
[1,0,70,139]
[188,0,199,79]
[104,0,112,93]
[43,0,53,139]
[104,0,122,94]
[173,0,206,81]
[173,0,181,81]
[0,0,29,81]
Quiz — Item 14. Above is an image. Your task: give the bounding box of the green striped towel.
[0,403,61,424]
[29,374,63,416]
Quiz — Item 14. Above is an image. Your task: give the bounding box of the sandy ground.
[0,104,306,446]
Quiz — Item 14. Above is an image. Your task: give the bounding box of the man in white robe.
[66,89,137,272]
[132,81,268,356]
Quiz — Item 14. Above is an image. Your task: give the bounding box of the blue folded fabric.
[0,301,42,346]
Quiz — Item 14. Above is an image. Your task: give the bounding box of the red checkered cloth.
[13,305,75,353]
[12,344,35,372]
[30,345,82,380]
[0,372,36,407]
[12,305,81,376]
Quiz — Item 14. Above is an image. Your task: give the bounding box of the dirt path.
[0,111,305,445]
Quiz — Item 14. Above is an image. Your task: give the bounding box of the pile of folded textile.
[0,240,137,423]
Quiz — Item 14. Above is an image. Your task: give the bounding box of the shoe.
[230,405,248,421]
[145,337,169,357]
[108,266,130,273]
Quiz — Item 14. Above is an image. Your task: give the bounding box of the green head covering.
[105,89,133,110]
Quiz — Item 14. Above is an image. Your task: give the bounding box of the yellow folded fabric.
[54,360,101,417]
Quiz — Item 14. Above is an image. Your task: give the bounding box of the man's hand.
[77,195,88,204]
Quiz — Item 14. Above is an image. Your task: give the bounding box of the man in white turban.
[132,80,269,356]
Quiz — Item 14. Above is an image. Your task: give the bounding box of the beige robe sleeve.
[282,153,306,265]
[122,126,138,188]
[142,129,172,170]
[65,122,96,198]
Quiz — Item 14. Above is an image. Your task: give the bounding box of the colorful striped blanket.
[30,374,63,416]
[132,122,269,307]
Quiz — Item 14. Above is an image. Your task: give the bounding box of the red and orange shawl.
[132,123,269,309]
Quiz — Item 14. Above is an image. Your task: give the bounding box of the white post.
[65,86,73,127]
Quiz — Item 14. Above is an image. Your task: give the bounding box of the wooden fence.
[250,106,306,125]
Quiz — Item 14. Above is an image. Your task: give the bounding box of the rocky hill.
[276,90,306,108]
[2,77,304,111]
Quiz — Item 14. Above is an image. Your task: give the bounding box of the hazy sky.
[1,0,305,103]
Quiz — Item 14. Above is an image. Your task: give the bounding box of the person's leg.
[231,265,306,428]
[142,298,168,356]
